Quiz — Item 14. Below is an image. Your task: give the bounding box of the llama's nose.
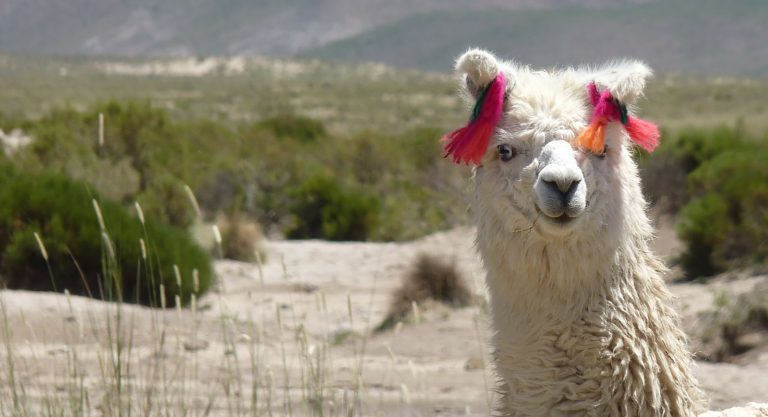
[539,162,582,200]
[535,140,587,219]
[541,176,581,202]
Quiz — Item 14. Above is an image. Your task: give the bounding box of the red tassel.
[579,82,661,154]
[443,72,507,165]
[625,116,660,153]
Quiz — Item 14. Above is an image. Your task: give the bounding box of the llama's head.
[453,49,655,248]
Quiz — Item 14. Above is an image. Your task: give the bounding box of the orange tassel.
[576,117,607,154]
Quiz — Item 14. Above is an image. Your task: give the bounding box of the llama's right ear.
[587,60,652,106]
[456,48,505,99]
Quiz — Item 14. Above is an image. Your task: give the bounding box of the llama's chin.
[534,208,583,237]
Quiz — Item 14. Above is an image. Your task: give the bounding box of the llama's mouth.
[542,213,577,226]
[535,207,581,231]
[549,213,575,224]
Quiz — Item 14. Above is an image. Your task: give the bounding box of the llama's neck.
[477,218,635,322]
[476,219,704,416]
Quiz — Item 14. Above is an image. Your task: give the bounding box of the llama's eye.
[597,145,609,159]
[497,144,517,162]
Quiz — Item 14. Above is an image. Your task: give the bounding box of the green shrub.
[677,148,768,277]
[0,168,213,306]
[137,174,198,229]
[286,175,381,241]
[668,125,750,172]
[640,125,753,212]
[257,114,327,143]
[6,103,467,243]
[640,125,768,278]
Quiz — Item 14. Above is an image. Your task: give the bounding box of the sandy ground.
[1,227,766,416]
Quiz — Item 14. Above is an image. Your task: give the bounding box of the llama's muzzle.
[534,140,587,222]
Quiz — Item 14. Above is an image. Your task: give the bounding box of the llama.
[444,48,708,417]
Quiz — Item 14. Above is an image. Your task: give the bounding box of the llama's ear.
[456,48,504,99]
[588,60,652,105]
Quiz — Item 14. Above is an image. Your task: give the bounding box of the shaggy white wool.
[456,49,706,416]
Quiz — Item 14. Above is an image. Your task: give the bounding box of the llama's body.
[449,49,705,416]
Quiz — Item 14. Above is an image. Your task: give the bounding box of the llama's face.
[458,50,651,242]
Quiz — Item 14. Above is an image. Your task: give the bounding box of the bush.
[0,168,213,306]
[377,253,473,331]
[677,148,768,277]
[694,283,768,362]
[257,114,327,143]
[220,211,265,262]
[137,174,198,229]
[639,125,768,278]
[6,103,467,243]
[640,125,752,212]
[286,175,381,241]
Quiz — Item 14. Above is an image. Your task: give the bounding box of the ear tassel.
[443,72,506,165]
[576,117,607,154]
[578,81,661,154]
[625,116,660,152]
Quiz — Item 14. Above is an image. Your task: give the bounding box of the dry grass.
[0,229,370,417]
[377,253,473,331]
[219,211,266,263]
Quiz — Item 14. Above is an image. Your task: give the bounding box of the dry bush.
[377,253,473,331]
[219,211,265,262]
[694,281,768,363]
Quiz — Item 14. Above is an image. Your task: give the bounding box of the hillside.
[0,0,648,56]
[306,0,768,75]
[1,0,768,74]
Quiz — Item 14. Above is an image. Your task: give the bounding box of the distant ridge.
[1,0,766,74]
[304,0,768,75]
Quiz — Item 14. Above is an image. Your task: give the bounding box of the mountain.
[304,0,768,75]
[1,0,767,74]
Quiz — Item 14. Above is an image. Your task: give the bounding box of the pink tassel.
[579,81,661,154]
[625,116,660,152]
[443,72,507,165]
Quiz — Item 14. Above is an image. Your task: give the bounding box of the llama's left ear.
[456,48,506,99]
[588,60,652,105]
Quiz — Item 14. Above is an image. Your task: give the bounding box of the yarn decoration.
[443,72,507,165]
[577,81,660,154]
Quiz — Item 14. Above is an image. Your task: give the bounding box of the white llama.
[447,49,766,417]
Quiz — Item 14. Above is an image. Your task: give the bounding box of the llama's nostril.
[542,178,581,202]
[565,179,581,195]
[544,178,576,195]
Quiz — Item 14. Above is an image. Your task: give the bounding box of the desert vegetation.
[1,102,469,243]
[377,253,474,331]
[2,99,765,279]
[640,125,768,278]
[0,167,212,305]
